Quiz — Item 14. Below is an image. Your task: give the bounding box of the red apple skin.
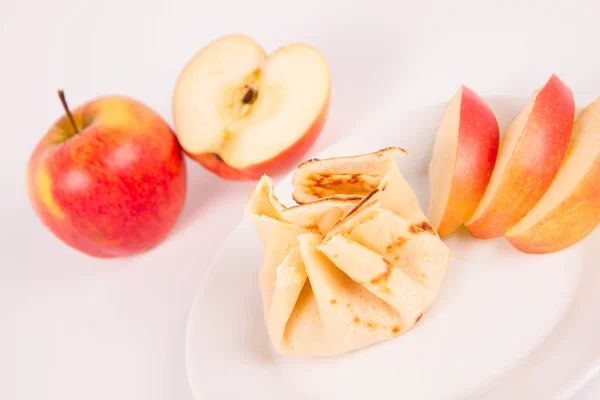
[26,96,187,258]
[506,155,600,253]
[186,95,330,181]
[436,86,500,237]
[466,75,575,239]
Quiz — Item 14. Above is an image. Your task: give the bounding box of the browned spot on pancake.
[306,172,331,185]
[302,224,318,231]
[348,174,363,184]
[385,236,408,253]
[353,316,361,324]
[391,326,401,334]
[370,258,393,285]
[408,224,421,234]
[346,303,354,311]
[409,221,436,235]
[305,186,329,198]
[365,321,381,330]
[330,299,337,305]
[307,173,359,189]
[420,221,436,234]
[415,313,423,324]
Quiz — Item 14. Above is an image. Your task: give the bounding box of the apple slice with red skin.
[505,97,600,253]
[173,35,330,181]
[427,86,500,237]
[465,74,575,239]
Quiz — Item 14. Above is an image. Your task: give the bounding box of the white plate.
[185,96,600,400]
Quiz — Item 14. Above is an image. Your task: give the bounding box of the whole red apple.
[26,91,187,258]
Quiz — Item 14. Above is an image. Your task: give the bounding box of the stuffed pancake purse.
[246,148,452,357]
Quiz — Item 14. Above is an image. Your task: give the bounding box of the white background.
[1,0,599,398]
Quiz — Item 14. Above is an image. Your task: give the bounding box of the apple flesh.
[427,86,500,237]
[505,97,600,253]
[465,75,575,239]
[27,94,187,258]
[172,35,330,180]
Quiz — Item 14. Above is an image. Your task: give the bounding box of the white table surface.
[1,0,599,398]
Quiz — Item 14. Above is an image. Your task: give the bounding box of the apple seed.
[242,87,258,104]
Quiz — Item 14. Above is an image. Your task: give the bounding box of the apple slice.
[173,35,330,180]
[427,86,500,237]
[465,75,575,239]
[505,97,600,253]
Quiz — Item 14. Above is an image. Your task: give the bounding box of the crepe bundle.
[246,148,451,357]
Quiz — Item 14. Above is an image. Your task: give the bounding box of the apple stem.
[57,89,79,134]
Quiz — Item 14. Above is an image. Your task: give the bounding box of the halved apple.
[172,35,331,180]
[465,75,575,239]
[505,97,600,253]
[427,86,500,237]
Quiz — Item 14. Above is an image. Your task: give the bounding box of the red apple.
[26,91,187,258]
[427,86,500,237]
[505,97,600,253]
[172,34,331,180]
[465,74,575,239]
